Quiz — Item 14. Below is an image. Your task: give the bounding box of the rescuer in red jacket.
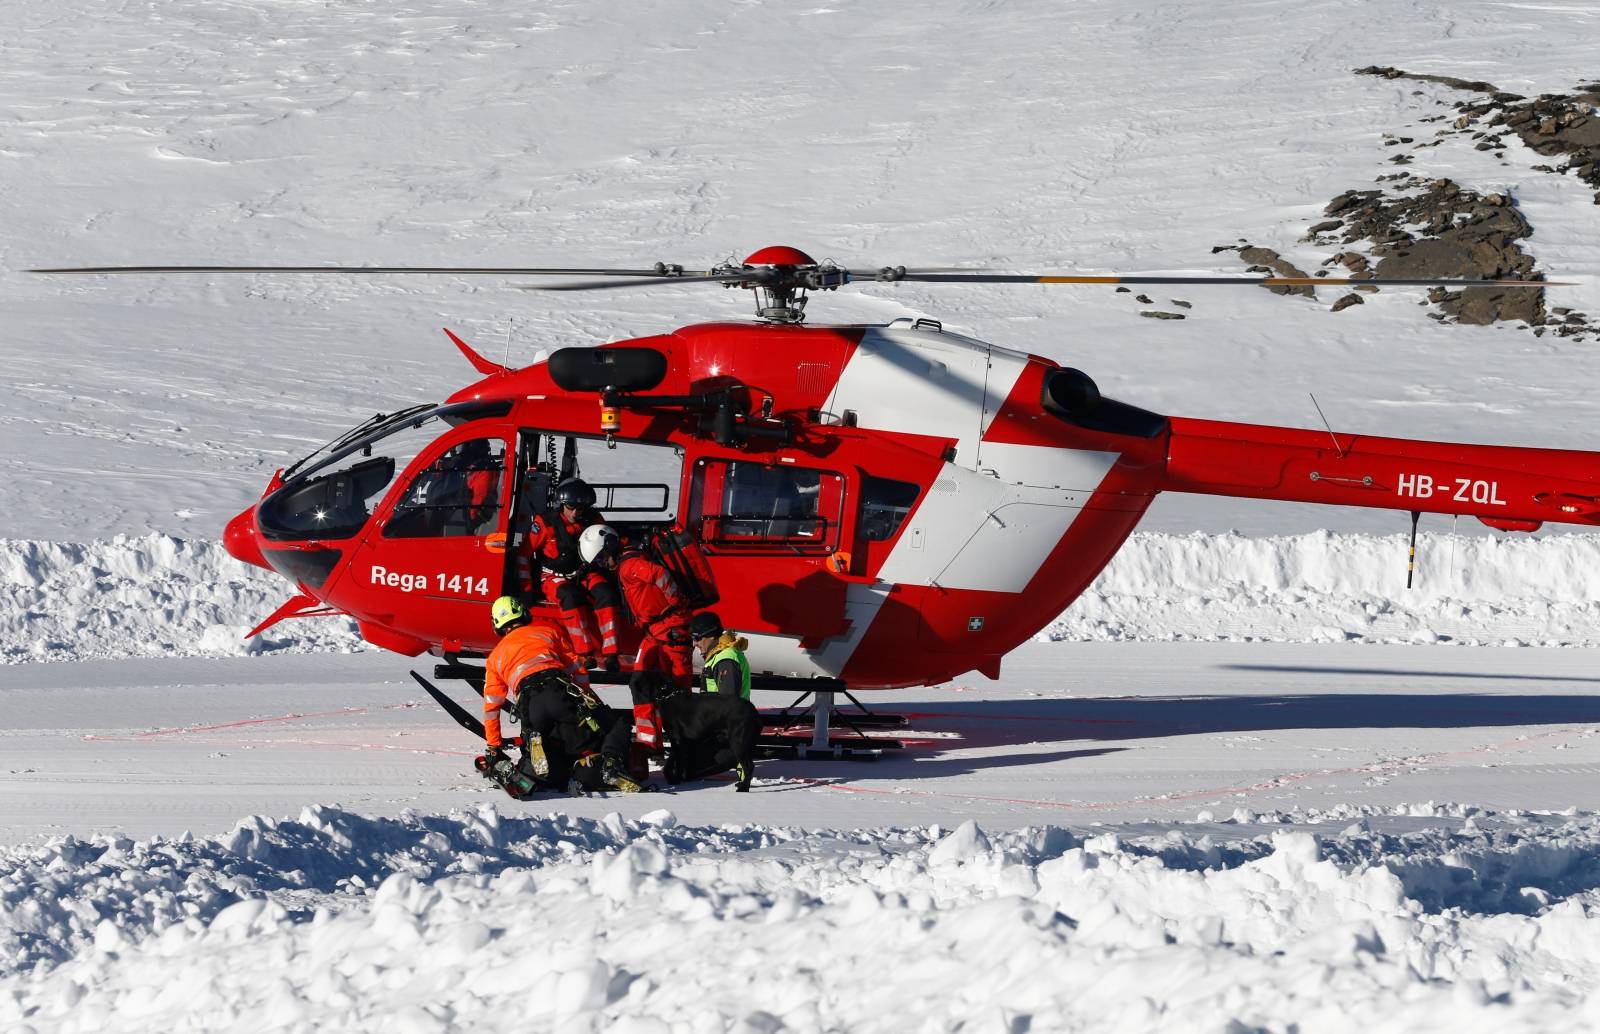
[517,478,622,669]
[579,524,693,752]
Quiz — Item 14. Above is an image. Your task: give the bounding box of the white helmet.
[578,524,621,565]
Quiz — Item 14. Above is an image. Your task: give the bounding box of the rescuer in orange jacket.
[482,596,588,752]
[579,525,693,752]
[480,596,640,794]
[516,478,622,668]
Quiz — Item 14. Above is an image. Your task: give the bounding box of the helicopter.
[35,246,1592,754]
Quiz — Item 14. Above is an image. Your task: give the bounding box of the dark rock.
[1324,190,1380,216]
[1171,300,1192,309]
[1309,219,1344,234]
[1354,66,1500,94]
[1139,311,1186,320]
[1115,286,1131,293]
[1135,294,1152,304]
[1331,294,1364,313]
[1236,246,1316,297]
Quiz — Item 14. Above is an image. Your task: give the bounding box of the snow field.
[4,805,1600,1032]
[0,535,363,663]
[9,529,1600,665]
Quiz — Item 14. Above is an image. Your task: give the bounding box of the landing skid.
[758,687,907,761]
[430,659,906,761]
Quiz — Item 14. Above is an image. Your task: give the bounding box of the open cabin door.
[505,431,685,641]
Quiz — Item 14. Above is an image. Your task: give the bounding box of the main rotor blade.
[880,273,1569,288]
[28,265,706,276]
[520,273,756,292]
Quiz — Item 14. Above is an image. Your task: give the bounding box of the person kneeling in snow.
[630,665,760,792]
[481,596,642,795]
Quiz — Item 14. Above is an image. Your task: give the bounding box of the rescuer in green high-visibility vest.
[689,610,750,699]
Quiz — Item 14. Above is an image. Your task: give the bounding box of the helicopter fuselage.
[226,316,1600,689]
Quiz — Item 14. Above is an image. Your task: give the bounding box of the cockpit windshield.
[259,400,511,541]
[283,403,437,481]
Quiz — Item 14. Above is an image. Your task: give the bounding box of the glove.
[601,654,621,673]
[477,746,508,774]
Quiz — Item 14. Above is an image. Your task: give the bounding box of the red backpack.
[644,526,719,609]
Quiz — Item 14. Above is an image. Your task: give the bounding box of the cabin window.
[384,437,506,538]
[860,475,920,541]
[689,459,843,554]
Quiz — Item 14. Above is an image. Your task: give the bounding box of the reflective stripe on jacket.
[618,551,685,634]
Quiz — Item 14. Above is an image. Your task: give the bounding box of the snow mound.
[4,805,1600,1030]
[8,530,1600,664]
[1046,530,1600,647]
[0,535,364,664]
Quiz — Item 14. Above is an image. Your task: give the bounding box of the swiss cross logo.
[967,616,985,632]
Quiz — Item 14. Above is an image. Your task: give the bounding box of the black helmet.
[689,611,724,642]
[555,478,596,510]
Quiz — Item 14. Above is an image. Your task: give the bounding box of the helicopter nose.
[223,506,269,570]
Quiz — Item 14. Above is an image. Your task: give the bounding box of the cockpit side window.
[384,438,507,539]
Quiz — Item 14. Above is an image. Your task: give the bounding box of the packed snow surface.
[8,0,1600,1029]
[5,642,1600,1030]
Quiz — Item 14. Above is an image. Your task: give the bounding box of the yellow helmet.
[490,595,529,634]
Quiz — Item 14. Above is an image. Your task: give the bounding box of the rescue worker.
[481,595,640,794]
[579,524,693,752]
[518,478,622,669]
[691,610,750,700]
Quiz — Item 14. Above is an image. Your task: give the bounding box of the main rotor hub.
[720,244,848,324]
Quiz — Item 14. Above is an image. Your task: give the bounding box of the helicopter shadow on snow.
[806,667,1600,777]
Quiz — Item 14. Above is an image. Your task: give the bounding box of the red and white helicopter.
[38,247,1590,752]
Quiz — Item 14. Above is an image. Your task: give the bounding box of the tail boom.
[1160,417,1600,529]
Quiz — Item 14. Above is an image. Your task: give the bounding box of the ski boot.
[734,762,752,793]
[476,749,537,799]
[602,753,645,793]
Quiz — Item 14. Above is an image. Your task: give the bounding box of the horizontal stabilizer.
[245,593,332,639]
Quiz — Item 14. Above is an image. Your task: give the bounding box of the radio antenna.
[1308,393,1346,458]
